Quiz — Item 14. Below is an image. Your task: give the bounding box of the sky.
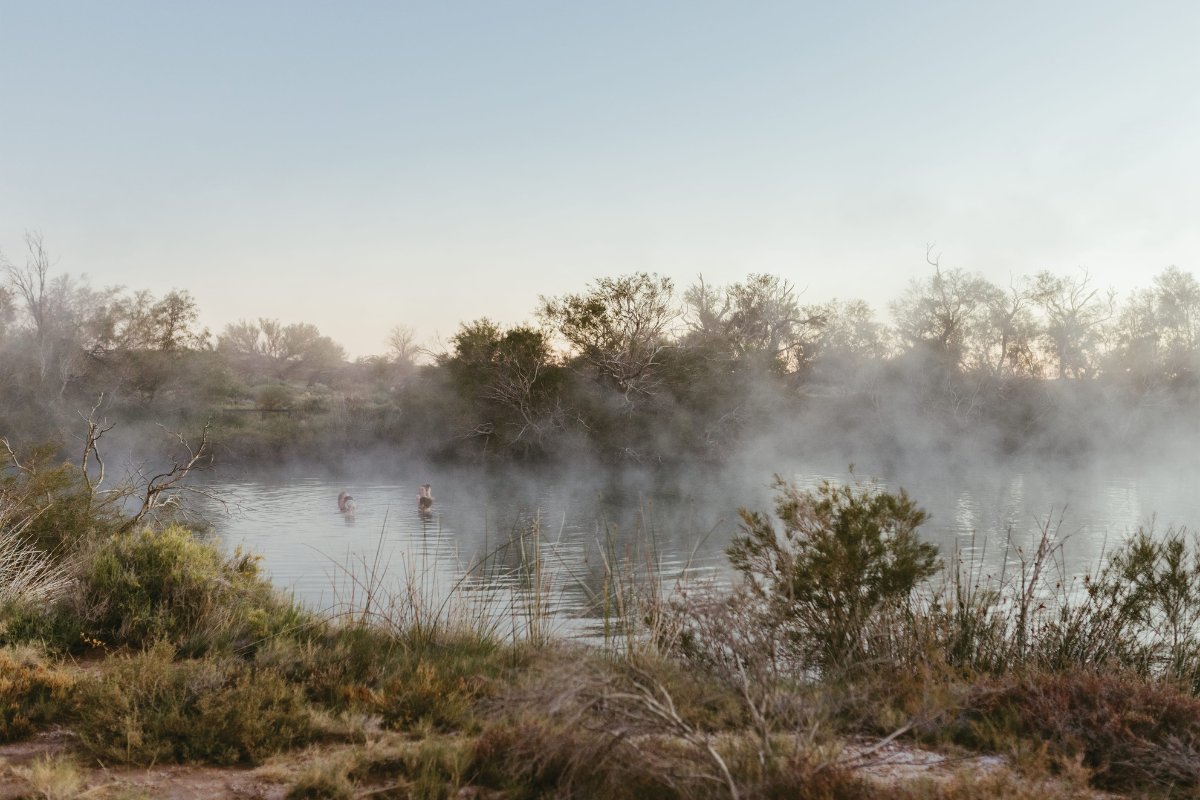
[2,1,1197,356]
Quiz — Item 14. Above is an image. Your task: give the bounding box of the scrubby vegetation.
[1,430,1200,798]
[2,233,1198,466]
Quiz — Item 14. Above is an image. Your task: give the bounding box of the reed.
[0,491,74,606]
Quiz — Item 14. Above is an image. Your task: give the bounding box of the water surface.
[204,455,1200,636]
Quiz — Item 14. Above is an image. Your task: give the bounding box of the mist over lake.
[204,449,1200,637]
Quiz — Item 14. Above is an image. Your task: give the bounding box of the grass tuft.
[0,646,74,742]
[75,641,314,765]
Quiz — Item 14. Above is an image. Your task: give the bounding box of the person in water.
[417,484,433,513]
[337,492,357,514]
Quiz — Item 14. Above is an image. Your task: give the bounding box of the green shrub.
[257,384,294,410]
[75,642,314,765]
[0,646,75,742]
[728,475,940,671]
[288,760,354,799]
[0,599,86,651]
[1,442,122,555]
[80,525,309,654]
[255,625,401,712]
[371,660,479,732]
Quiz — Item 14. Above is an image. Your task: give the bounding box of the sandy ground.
[0,729,1058,799]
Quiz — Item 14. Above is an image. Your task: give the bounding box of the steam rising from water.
[204,452,1200,635]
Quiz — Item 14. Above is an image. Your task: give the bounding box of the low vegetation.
[2,434,1200,797]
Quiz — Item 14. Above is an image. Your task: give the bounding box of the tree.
[683,274,822,373]
[151,290,207,351]
[385,324,420,371]
[217,318,346,380]
[445,319,566,451]
[889,250,997,373]
[539,273,677,403]
[976,276,1040,380]
[801,298,888,383]
[1033,267,1116,379]
[217,319,263,357]
[1154,266,1200,382]
[2,231,53,346]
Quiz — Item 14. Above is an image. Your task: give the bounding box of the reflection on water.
[203,456,1200,636]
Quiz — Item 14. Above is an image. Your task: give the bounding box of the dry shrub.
[472,655,754,799]
[75,642,314,765]
[288,759,354,800]
[471,720,688,799]
[752,756,881,800]
[0,646,74,742]
[21,754,87,800]
[371,659,485,732]
[971,670,1200,791]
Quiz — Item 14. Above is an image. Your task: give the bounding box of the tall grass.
[901,512,1200,686]
[323,506,572,649]
[0,492,73,605]
[319,494,721,659]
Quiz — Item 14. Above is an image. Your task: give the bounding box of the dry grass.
[74,641,314,765]
[21,755,86,800]
[0,646,75,743]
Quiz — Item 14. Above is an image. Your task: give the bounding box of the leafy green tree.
[444,319,567,454]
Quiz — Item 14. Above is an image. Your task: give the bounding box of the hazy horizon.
[3,1,1197,356]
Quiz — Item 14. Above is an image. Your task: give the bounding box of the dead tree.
[121,421,216,530]
[77,395,115,511]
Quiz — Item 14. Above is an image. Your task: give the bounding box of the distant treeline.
[2,233,1198,463]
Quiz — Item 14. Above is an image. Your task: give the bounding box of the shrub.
[75,642,314,765]
[372,659,486,732]
[0,646,74,742]
[255,625,399,712]
[21,754,87,800]
[753,756,880,800]
[471,720,684,800]
[967,670,1200,791]
[0,598,86,651]
[728,475,940,671]
[1,442,122,556]
[257,384,294,410]
[79,525,309,654]
[288,760,354,800]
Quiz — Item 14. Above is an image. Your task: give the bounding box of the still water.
[204,455,1200,637]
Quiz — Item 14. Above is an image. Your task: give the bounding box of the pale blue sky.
[2,1,1197,355]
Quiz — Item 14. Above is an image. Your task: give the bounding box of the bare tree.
[684,273,824,372]
[78,395,115,510]
[2,231,53,345]
[385,324,420,368]
[890,247,996,372]
[1033,267,1117,379]
[2,232,55,380]
[122,422,216,530]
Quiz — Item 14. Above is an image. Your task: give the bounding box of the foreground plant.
[75,642,314,765]
[727,475,940,672]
